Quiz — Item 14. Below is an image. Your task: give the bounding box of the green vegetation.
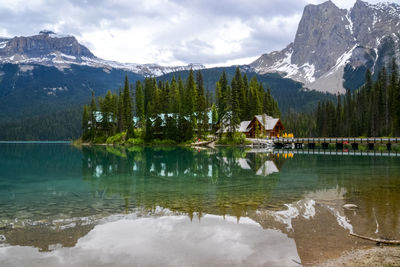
[285,59,400,137]
[81,67,280,145]
[217,133,251,146]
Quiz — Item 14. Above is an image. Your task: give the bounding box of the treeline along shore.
[79,58,400,146]
[79,67,280,145]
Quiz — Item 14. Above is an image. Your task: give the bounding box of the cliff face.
[0,31,94,59]
[251,0,400,94]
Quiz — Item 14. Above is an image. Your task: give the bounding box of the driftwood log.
[350,233,400,245]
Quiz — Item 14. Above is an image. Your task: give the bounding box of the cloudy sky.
[0,0,385,66]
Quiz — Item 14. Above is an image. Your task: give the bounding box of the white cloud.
[0,0,391,66]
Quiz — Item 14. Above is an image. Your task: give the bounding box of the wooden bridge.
[247,138,273,148]
[273,149,400,157]
[271,137,400,150]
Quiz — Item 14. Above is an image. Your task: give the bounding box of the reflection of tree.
[81,146,284,219]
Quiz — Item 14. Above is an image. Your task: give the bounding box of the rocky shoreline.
[316,246,400,267]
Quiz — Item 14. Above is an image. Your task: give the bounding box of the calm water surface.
[0,143,400,266]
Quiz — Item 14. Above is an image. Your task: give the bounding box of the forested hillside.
[159,66,336,113]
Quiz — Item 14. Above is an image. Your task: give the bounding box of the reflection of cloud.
[0,214,300,267]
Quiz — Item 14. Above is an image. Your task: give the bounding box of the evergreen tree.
[185,69,197,116]
[82,105,90,140]
[336,94,343,137]
[117,90,124,133]
[178,76,185,114]
[169,76,181,114]
[230,76,240,136]
[242,73,250,120]
[390,58,399,135]
[217,71,228,120]
[89,91,97,139]
[196,70,207,137]
[135,81,145,128]
[211,103,218,133]
[122,75,133,133]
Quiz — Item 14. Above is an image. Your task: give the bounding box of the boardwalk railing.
[273,149,400,157]
[272,137,400,144]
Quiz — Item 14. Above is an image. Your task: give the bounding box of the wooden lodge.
[218,113,284,138]
[240,114,284,138]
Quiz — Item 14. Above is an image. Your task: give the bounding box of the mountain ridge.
[0,31,205,77]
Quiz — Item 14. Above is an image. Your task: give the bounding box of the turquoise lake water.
[0,143,400,266]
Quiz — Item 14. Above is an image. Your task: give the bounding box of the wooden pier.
[272,137,400,150]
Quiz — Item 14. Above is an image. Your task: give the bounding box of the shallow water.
[0,143,400,266]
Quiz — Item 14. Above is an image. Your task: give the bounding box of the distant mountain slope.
[0,63,143,121]
[251,0,400,93]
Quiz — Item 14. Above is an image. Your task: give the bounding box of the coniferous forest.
[284,59,400,137]
[81,67,280,144]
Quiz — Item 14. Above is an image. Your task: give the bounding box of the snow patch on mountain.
[18,65,34,72]
[0,41,7,49]
[345,12,354,35]
[0,52,205,77]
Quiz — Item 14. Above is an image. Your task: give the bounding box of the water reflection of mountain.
[81,147,286,218]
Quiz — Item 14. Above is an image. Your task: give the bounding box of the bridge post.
[295,143,303,149]
[368,143,374,150]
[322,143,329,149]
[387,143,392,151]
[308,143,315,149]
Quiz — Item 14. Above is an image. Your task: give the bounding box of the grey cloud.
[0,0,382,65]
[169,0,309,18]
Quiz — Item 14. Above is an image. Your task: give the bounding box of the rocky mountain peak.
[251,1,400,94]
[0,31,94,60]
[292,0,355,78]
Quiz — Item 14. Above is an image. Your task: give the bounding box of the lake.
[0,143,400,266]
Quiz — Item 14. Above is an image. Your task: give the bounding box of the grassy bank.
[76,131,253,147]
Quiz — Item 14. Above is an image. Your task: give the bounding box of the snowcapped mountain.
[0,30,204,77]
[250,0,400,94]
